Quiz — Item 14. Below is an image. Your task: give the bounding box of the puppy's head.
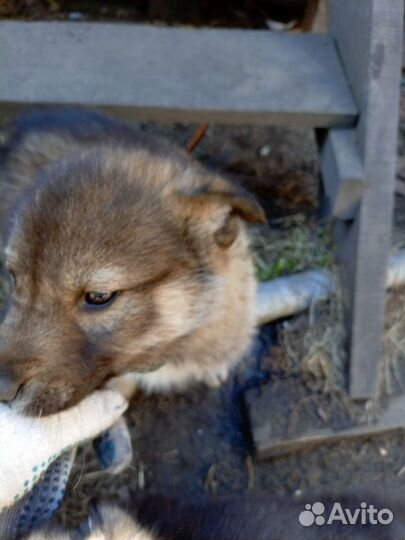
[0,148,264,415]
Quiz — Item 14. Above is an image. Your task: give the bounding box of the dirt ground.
[1,0,405,532]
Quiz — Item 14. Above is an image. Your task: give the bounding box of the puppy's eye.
[84,291,117,306]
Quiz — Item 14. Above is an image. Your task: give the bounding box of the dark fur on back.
[132,490,405,540]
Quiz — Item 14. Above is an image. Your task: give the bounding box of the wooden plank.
[329,0,403,399]
[255,422,405,458]
[319,129,365,220]
[0,22,357,127]
[246,378,405,459]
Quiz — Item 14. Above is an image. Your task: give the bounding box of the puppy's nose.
[0,372,20,402]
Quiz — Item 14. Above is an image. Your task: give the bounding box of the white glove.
[0,390,128,511]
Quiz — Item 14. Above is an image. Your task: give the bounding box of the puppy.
[25,489,405,540]
[0,109,265,415]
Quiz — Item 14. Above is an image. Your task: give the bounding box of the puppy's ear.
[177,176,266,248]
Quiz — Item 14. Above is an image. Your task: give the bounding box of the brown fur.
[0,109,265,415]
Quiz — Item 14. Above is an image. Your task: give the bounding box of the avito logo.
[299,501,393,527]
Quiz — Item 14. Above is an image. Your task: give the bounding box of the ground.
[0,0,405,531]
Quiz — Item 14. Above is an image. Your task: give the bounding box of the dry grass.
[278,282,347,392]
[250,214,350,408]
[273,261,405,405]
[249,217,405,427]
[250,214,333,281]
[380,286,405,398]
